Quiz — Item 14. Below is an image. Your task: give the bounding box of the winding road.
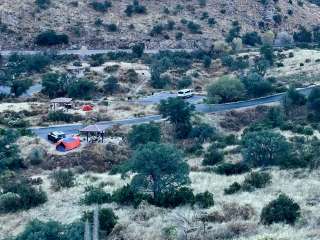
[31,85,318,139]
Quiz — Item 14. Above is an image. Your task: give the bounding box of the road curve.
[31,85,318,139]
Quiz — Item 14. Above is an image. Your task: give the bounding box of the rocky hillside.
[0,0,320,50]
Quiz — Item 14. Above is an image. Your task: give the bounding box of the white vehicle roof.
[178,89,193,93]
[51,131,65,135]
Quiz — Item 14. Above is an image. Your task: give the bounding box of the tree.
[202,145,224,166]
[131,43,145,58]
[260,44,275,65]
[35,30,69,46]
[35,0,51,9]
[241,72,272,97]
[67,79,95,99]
[11,79,33,97]
[282,86,307,113]
[130,143,190,201]
[159,97,194,139]
[242,32,262,46]
[207,76,245,103]
[307,87,320,117]
[42,73,69,98]
[103,76,119,95]
[0,130,23,173]
[261,194,300,225]
[293,26,312,43]
[242,130,291,167]
[128,123,161,148]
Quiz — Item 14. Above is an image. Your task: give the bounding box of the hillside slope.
[0,0,320,50]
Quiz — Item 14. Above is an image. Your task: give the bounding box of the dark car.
[48,131,66,143]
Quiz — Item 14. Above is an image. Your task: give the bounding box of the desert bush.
[131,43,145,58]
[0,192,21,213]
[195,191,214,208]
[224,182,241,195]
[35,31,69,46]
[261,194,300,225]
[103,76,120,95]
[177,76,192,89]
[202,146,224,166]
[90,0,112,12]
[8,53,51,74]
[0,129,23,172]
[1,180,47,212]
[125,0,147,16]
[187,21,201,34]
[242,171,271,191]
[155,187,195,208]
[189,123,217,143]
[27,147,46,165]
[112,184,149,208]
[48,111,76,123]
[67,78,95,99]
[82,186,112,205]
[83,208,118,234]
[242,32,261,46]
[215,162,250,175]
[11,79,33,97]
[106,23,118,32]
[35,0,51,9]
[293,26,312,43]
[241,72,273,97]
[128,123,161,148]
[207,76,245,103]
[50,169,75,190]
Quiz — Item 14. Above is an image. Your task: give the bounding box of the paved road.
[0,48,195,57]
[136,92,204,105]
[31,85,318,139]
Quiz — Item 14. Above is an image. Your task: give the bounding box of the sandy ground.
[0,102,44,113]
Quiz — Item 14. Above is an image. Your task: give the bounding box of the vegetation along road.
[31,85,317,139]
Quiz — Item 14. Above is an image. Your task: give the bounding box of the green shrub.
[51,170,75,190]
[81,186,112,205]
[48,111,74,123]
[187,21,201,34]
[35,0,51,9]
[202,146,224,166]
[35,31,69,46]
[189,123,217,143]
[131,43,145,58]
[224,182,241,195]
[125,0,147,16]
[242,130,291,167]
[242,171,271,192]
[215,162,250,175]
[242,31,262,46]
[112,184,149,208]
[207,76,245,103]
[261,194,300,225]
[90,0,112,12]
[0,192,21,213]
[11,79,33,97]
[83,208,118,234]
[128,123,161,148]
[106,23,118,32]
[103,76,119,95]
[195,191,214,208]
[177,76,192,89]
[155,187,195,208]
[67,79,95,99]
[1,180,47,212]
[27,147,46,165]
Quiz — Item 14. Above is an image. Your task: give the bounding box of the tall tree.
[130,143,190,200]
[159,97,194,139]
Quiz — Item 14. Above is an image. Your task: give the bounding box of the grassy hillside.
[0,0,320,49]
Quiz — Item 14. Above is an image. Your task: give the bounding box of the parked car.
[48,131,66,143]
[178,89,194,99]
